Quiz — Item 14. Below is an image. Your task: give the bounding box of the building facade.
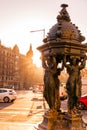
[0,42,43,90]
[0,42,15,87]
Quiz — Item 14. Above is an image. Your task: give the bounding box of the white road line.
[1,108,44,111]
[0,111,27,114]
[0,121,39,126]
[0,109,44,115]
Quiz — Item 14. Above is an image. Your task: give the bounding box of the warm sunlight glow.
[33,50,42,67]
[30,30,44,48]
[30,30,44,67]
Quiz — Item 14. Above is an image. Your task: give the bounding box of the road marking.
[0,109,45,115]
[1,107,45,111]
[0,121,37,125]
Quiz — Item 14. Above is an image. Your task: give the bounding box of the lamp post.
[30,28,46,110]
[30,29,45,39]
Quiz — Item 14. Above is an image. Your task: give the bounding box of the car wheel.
[3,97,10,103]
[77,102,85,110]
[11,99,15,102]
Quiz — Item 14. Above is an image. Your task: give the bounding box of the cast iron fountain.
[37,4,87,130]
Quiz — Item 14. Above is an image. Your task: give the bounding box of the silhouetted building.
[0,42,43,89]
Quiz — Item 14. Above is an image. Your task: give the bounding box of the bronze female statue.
[63,55,86,114]
[42,55,63,111]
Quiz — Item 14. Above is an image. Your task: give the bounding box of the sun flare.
[33,50,42,67]
[29,30,44,68]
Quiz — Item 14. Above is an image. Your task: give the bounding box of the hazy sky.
[0,0,87,55]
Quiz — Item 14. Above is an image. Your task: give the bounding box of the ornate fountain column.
[37,4,87,130]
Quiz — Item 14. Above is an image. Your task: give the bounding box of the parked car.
[29,87,33,91]
[77,94,87,110]
[32,87,39,93]
[59,83,68,100]
[0,88,17,103]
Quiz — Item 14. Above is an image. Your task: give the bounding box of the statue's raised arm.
[63,55,70,69]
[79,57,86,70]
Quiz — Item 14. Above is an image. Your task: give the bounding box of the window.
[0,90,3,93]
[2,90,7,93]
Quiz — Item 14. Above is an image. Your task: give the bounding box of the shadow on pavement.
[0,102,13,110]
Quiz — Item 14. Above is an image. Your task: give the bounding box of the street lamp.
[30,29,46,109]
[30,29,45,39]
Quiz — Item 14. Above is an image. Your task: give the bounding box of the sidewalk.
[0,91,47,130]
[0,110,42,130]
[0,108,87,130]
[0,108,44,130]
[0,122,39,130]
[1,113,87,130]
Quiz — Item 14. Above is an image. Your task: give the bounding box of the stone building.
[13,44,20,89]
[0,41,43,90]
[0,42,15,87]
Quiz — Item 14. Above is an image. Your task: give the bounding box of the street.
[0,90,47,130]
[0,88,87,130]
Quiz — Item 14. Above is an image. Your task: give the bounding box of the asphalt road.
[0,90,46,130]
[0,91,46,120]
